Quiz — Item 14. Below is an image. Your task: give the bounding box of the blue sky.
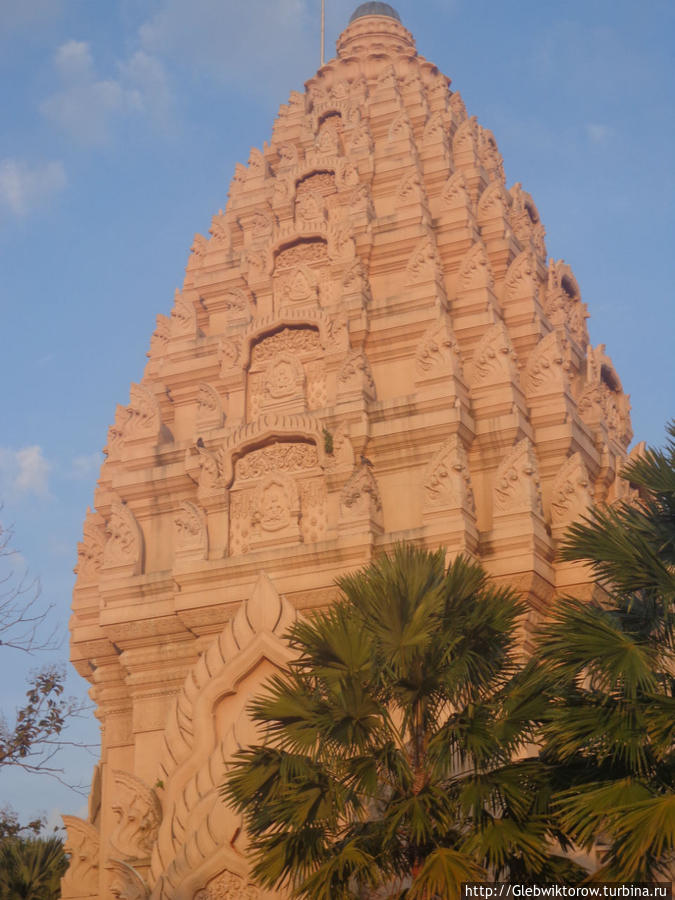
[0,0,673,823]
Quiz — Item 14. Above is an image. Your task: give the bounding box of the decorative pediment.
[415,315,462,381]
[388,112,413,144]
[467,322,518,388]
[169,289,197,339]
[276,142,299,170]
[503,249,539,304]
[337,350,376,401]
[62,816,100,898]
[457,241,495,292]
[126,384,162,442]
[147,314,170,362]
[423,435,475,514]
[494,439,543,517]
[551,453,592,530]
[406,236,442,285]
[340,463,383,529]
[185,442,226,499]
[108,859,148,900]
[110,770,162,861]
[525,330,569,397]
[75,507,105,582]
[336,158,360,190]
[103,502,143,574]
[173,501,208,560]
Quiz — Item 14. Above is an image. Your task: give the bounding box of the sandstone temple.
[65,4,635,898]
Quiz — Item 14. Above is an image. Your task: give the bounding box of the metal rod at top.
[320,0,325,66]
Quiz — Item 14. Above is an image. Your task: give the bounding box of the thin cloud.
[0,159,66,218]
[70,452,103,481]
[138,0,315,93]
[586,123,613,145]
[41,39,172,145]
[0,446,51,497]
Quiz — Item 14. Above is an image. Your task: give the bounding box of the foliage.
[0,835,67,900]
[0,515,90,786]
[532,422,675,880]
[223,545,584,898]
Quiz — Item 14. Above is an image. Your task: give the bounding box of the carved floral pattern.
[62,816,100,898]
[423,436,475,514]
[551,453,592,529]
[110,770,162,860]
[174,501,208,559]
[103,503,143,572]
[235,441,319,480]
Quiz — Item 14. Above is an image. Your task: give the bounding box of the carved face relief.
[264,353,304,400]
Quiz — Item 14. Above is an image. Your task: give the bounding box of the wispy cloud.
[70,452,102,481]
[0,446,51,497]
[138,0,314,92]
[0,159,66,218]
[586,123,613,145]
[0,0,62,33]
[41,39,172,145]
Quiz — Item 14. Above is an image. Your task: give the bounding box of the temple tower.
[66,5,633,899]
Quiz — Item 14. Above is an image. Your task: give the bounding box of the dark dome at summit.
[349,2,401,23]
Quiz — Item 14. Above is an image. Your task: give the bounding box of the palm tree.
[223,545,583,898]
[0,835,67,900]
[532,422,675,880]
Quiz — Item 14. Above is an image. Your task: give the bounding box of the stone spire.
[66,9,633,900]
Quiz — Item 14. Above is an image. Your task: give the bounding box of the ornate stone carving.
[340,463,383,526]
[295,190,325,227]
[503,249,539,304]
[262,352,306,411]
[173,501,208,560]
[406,236,442,284]
[280,266,320,305]
[126,384,162,442]
[104,405,128,461]
[415,315,462,380]
[468,322,519,387]
[388,112,413,144]
[457,241,495,292]
[252,473,300,537]
[545,259,589,348]
[275,239,328,270]
[103,503,143,574]
[423,111,448,145]
[525,330,569,396]
[494,439,543,516]
[110,770,162,860]
[342,258,372,303]
[328,221,355,263]
[551,453,592,529]
[75,507,105,581]
[196,383,225,431]
[247,147,267,180]
[148,314,170,361]
[336,158,360,190]
[441,171,471,209]
[276,142,298,170]
[398,170,426,204]
[62,816,100,898]
[186,442,226,497]
[251,327,321,365]
[170,289,197,339]
[108,860,148,900]
[223,288,253,325]
[477,126,505,182]
[423,436,475,514]
[219,337,241,374]
[337,350,376,401]
[187,233,208,268]
[208,211,231,251]
[235,441,319,481]
[326,423,355,472]
[194,869,260,900]
[347,121,373,155]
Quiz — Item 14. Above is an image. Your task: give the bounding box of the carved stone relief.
[457,241,495,293]
[337,350,376,401]
[194,870,260,900]
[423,436,475,515]
[75,507,106,582]
[196,384,225,431]
[468,322,519,388]
[62,816,100,898]
[223,288,253,326]
[261,352,306,413]
[406,236,442,284]
[108,860,148,900]
[170,290,198,339]
[126,384,162,442]
[174,501,208,560]
[110,770,162,861]
[103,502,143,574]
[494,439,543,517]
[340,463,383,530]
[415,315,462,381]
[551,453,592,530]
